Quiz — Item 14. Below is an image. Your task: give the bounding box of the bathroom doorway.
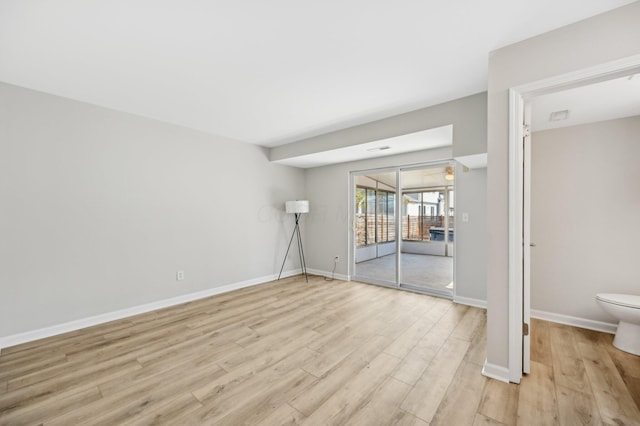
[507,62,640,383]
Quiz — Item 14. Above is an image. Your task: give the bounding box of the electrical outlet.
[334,256,340,263]
[176,270,185,281]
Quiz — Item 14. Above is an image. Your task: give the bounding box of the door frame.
[507,55,640,384]
[350,166,401,288]
[349,160,455,295]
[398,163,455,298]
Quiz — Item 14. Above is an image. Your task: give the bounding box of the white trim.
[522,101,532,376]
[453,296,487,309]
[506,55,640,385]
[0,269,301,350]
[482,360,510,383]
[508,88,524,384]
[516,54,640,98]
[349,171,355,284]
[531,309,617,335]
[306,268,350,282]
[396,169,402,285]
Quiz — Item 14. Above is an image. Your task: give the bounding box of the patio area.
[355,253,453,292]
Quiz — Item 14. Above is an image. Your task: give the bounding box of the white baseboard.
[482,360,510,383]
[0,269,302,350]
[531,309,617,334]
[306,268,350,282]
[453,296,487,309]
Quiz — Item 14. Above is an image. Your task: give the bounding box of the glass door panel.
[399,166,454,295]
[352,164,454,298]
[353,171,397,286]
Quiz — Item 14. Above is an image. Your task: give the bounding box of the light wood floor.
[1,276,639,425]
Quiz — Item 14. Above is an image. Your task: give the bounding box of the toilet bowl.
[596,293,640,356]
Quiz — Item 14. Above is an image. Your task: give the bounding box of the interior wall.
[0,82,305,338]
[304,147,452,278]
[304,146,488,304]
[453,163,487,304]
[531,116,640,323]
[486,2,640,372]
[301,91,488,304]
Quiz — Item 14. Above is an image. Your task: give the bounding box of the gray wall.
[486,2,640,370]
[454,163,487,303]
[531,116,640,323]
[270,93,487,304]
[304,151,488,304]
[300,92,488,303]
[304,147,452,276]
[0,82,305,338]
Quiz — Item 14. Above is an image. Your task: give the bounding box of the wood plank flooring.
[1,276,639,425]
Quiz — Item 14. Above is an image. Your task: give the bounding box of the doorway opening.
[507,57,640,384]
[352,162,455,297]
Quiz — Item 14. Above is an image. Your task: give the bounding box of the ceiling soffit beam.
[269,91,487,162]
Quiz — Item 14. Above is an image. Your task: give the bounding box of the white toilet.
[596,293,640,356]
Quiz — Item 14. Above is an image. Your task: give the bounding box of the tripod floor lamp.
[278,200,309,282]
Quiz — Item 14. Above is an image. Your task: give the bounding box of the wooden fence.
[355,214,454,246]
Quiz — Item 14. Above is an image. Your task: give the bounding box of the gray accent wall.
[486,2,640,371]
[304,150,487,304]
[453,163,487,303]
[0,82,305,338]
[531,116,640,323]
[301,91,488,303]
[304,147,452,277]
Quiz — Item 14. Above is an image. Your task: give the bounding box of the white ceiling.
[0,1,634,147]
[531,73,640,132]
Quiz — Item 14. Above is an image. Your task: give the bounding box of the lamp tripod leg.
[296,216,308,282]
[278,219,298,280]
[278,213,308,283]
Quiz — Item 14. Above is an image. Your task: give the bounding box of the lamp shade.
[285,200,310,214]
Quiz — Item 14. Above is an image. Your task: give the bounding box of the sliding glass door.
[399,167,454,296]
[352,163,454,297]
[353,171,397,287]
